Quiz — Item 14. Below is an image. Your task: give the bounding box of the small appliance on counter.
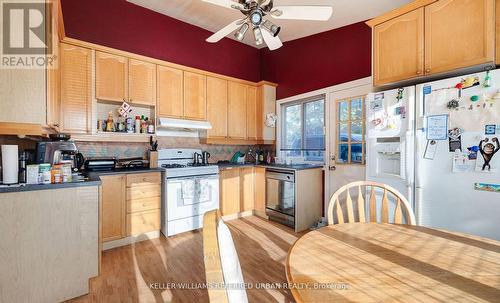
[1,145,19,184]
[36,135,84,171]
[83,158,117,172]
[118,158,149,169]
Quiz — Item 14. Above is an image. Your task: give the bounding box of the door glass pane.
[351,121,363,142]
[283,104,302,149]
[338,101,349,121]
[351,144,363,163]
[338,123,348,142]
[304,99,325,150]
[338,144,349,163]
[351,98,363,120]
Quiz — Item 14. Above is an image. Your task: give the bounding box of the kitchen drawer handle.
[142,178,147,182]
[416,70,421,75]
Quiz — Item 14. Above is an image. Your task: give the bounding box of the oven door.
[166,175,219,221]
[266,170,295,218]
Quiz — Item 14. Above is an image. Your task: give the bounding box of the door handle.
[329,165,336,171]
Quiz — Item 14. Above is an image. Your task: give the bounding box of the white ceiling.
[127,0,412,48]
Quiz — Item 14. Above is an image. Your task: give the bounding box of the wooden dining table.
[285,223,500,303]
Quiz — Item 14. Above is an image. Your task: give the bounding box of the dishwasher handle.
[266,171,295,182]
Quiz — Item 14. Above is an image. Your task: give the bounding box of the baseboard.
[221,210,254,221]
[253,210,268,219]
[102,230,161,251]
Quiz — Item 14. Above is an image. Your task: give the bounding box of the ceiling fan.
[204,0,333,50]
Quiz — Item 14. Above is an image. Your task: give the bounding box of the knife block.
[149,151,158,168]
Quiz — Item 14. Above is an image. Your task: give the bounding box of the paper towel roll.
[2,145,19,184]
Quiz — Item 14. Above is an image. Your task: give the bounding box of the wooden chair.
[203,210,248,303]
[327,181,416,225]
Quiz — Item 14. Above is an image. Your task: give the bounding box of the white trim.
[102,230,161,250]
[276,76,373,215]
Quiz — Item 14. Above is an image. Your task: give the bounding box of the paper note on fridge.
[426,115,448,140]
[452,152,475,173]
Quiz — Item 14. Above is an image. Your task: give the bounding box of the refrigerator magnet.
[424,140,438,160]
[426,115,449,140]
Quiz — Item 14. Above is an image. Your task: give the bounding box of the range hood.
[157,117,212,130]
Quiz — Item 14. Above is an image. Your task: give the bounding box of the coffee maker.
[36,141,84,171]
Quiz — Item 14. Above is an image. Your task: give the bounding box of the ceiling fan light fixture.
[253,27,263,46]
[250,9,263,26]
[261,20,280,37]
[234,23,249,41]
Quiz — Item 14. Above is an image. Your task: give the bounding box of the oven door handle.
[166,175,219,181]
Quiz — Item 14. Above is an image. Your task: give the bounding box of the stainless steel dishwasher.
[265,169,295,228]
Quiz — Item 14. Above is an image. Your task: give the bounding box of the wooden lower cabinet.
[240,167,255,212]
[220,167,256,217]
[254,167,266,216]
[220,168,241,216]
[101,175,126,242]
[101,172,161,243]
[126,209,161,236]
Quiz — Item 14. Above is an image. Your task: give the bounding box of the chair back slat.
[394,198,403,224]
[369,187,377,222]
[346,190,354,223]
[357,186,366,223]
[381,190,389,223]
[335,199,344,224]
[327,181,416,226]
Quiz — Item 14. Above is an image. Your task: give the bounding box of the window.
[336,96,365,164]
[281,96,325,162]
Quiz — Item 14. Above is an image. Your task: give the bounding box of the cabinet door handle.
[416,71,421,75]
[425,69,431,73]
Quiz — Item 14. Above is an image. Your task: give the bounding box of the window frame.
[335,95,366,165]
[280,94,326,163]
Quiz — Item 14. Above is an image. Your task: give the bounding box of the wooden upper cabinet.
[207,77,228,139]
[424,0,495,74]
[128,59,156,106]
[60,43,92,133]
[183,72,207,120]
[101,175,126,242]
[228,82,247,139]
[373,8,424,86]
[96,51,128,102]
[157,66,183,118]
[246,86,258,140]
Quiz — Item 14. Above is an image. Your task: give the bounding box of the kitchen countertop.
[0,168,165,193]
[85,167,165,181]
[0,180,101,193]
[217,163,324,171]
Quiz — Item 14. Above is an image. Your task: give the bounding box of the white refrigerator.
[367,69,500,240]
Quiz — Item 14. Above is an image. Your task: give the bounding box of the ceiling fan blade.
[261,28,283,51]
[206,19,244,43]
[271,6,333,21]
[202,0,243,10]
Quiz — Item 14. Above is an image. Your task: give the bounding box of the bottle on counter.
[259,149,264,163]
[126,117,134,133]
[266,151,271,164]
[140,115,147,133]
[134,116,141,133]
[147,118,155,134]
[105,111,114,132]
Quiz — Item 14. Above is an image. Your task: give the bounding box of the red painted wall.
[61,1,372,99]
[260,22,372,100]
[60,0,261,82]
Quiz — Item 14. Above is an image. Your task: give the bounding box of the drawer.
[126,209,160,236]
[127,196,160,213]
[126,184,161,200]
[126,172,161,187]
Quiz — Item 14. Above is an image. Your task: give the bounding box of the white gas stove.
[158,149,219,236]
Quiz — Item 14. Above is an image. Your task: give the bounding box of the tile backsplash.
[0,135,275,165]
[76,136,275,163]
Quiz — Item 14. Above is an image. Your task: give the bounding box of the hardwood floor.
[67,216,304,303]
